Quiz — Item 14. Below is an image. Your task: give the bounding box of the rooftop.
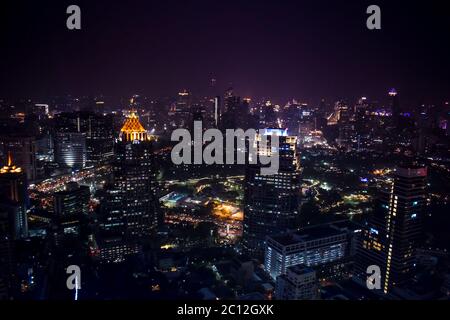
[0,152,22,175]
[270,224,347,246]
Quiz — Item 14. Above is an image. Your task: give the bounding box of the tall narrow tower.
[356,164,427,294]
[389,88,401,128]
[242,129,301,257]
[98,109,158,263]
[0,153,28,240]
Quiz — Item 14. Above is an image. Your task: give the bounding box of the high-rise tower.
[0,153,28,240]
[356,164,427,294]
[98,109,158,263]
[242,129,301,257]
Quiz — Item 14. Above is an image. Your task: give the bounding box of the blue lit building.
[264,222,356,280]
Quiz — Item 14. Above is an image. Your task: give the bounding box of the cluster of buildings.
[0,88,449,300]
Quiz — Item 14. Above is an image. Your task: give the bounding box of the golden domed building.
[0,152,28,239]
[97,107,159,263]
[120,110,148,142]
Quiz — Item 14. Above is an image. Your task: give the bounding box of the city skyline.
[1,0,450,304]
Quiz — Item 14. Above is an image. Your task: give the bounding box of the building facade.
[275,266,319,300]
[243,130,301,256]
[264,223,356,280]
[355,164,427,294]
[98,110,158,263]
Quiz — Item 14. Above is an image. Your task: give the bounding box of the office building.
[242,129,301,257]
[54,132,87,170]
[54,182,90,217]
[0,135,37,182]
[275,266,319,300]
[53,182,90,244]
[355,164,427,294]
[264,223,354,280]
[0,153,28,240]
[98,109,158,263]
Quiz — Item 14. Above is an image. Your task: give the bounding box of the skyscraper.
[242,129,301,257]
[214,96,221,128]
[356,164,427,294]
[0,153,28,240]
[81,112,114,166]
[54,132,87,170]
[54,182,90,217]
[389,88,401,128]
[98,109,158,263]
[0,135,37,182]
[54,111,114,166]
[53,182,90,245]
[220,88,249,130]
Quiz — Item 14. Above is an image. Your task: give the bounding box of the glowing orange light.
[120,110,150,142]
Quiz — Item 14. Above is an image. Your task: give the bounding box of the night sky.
[0,0,449,105]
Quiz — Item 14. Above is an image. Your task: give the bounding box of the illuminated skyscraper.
[214,96,221,128]
[0,153,28,300]
[0,153,28,240]
[53,182,90,246]
[54,112,114,165]
[356,164,427,294]
[0,135,37,182]
[54,182,90,217]
[242,129,301,257]
[54,132,87,170]
[98,109,158,263]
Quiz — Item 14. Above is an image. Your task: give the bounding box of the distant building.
[54,111,114,166]
[389,88,401,128]
[275,266,319,300]
[214,96,221,128]
[220,88,249,130]
[54,132,86,170]
[168,90,192,129]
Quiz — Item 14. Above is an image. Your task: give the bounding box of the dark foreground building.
[98,110,159,263]
[356,164,427,294]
